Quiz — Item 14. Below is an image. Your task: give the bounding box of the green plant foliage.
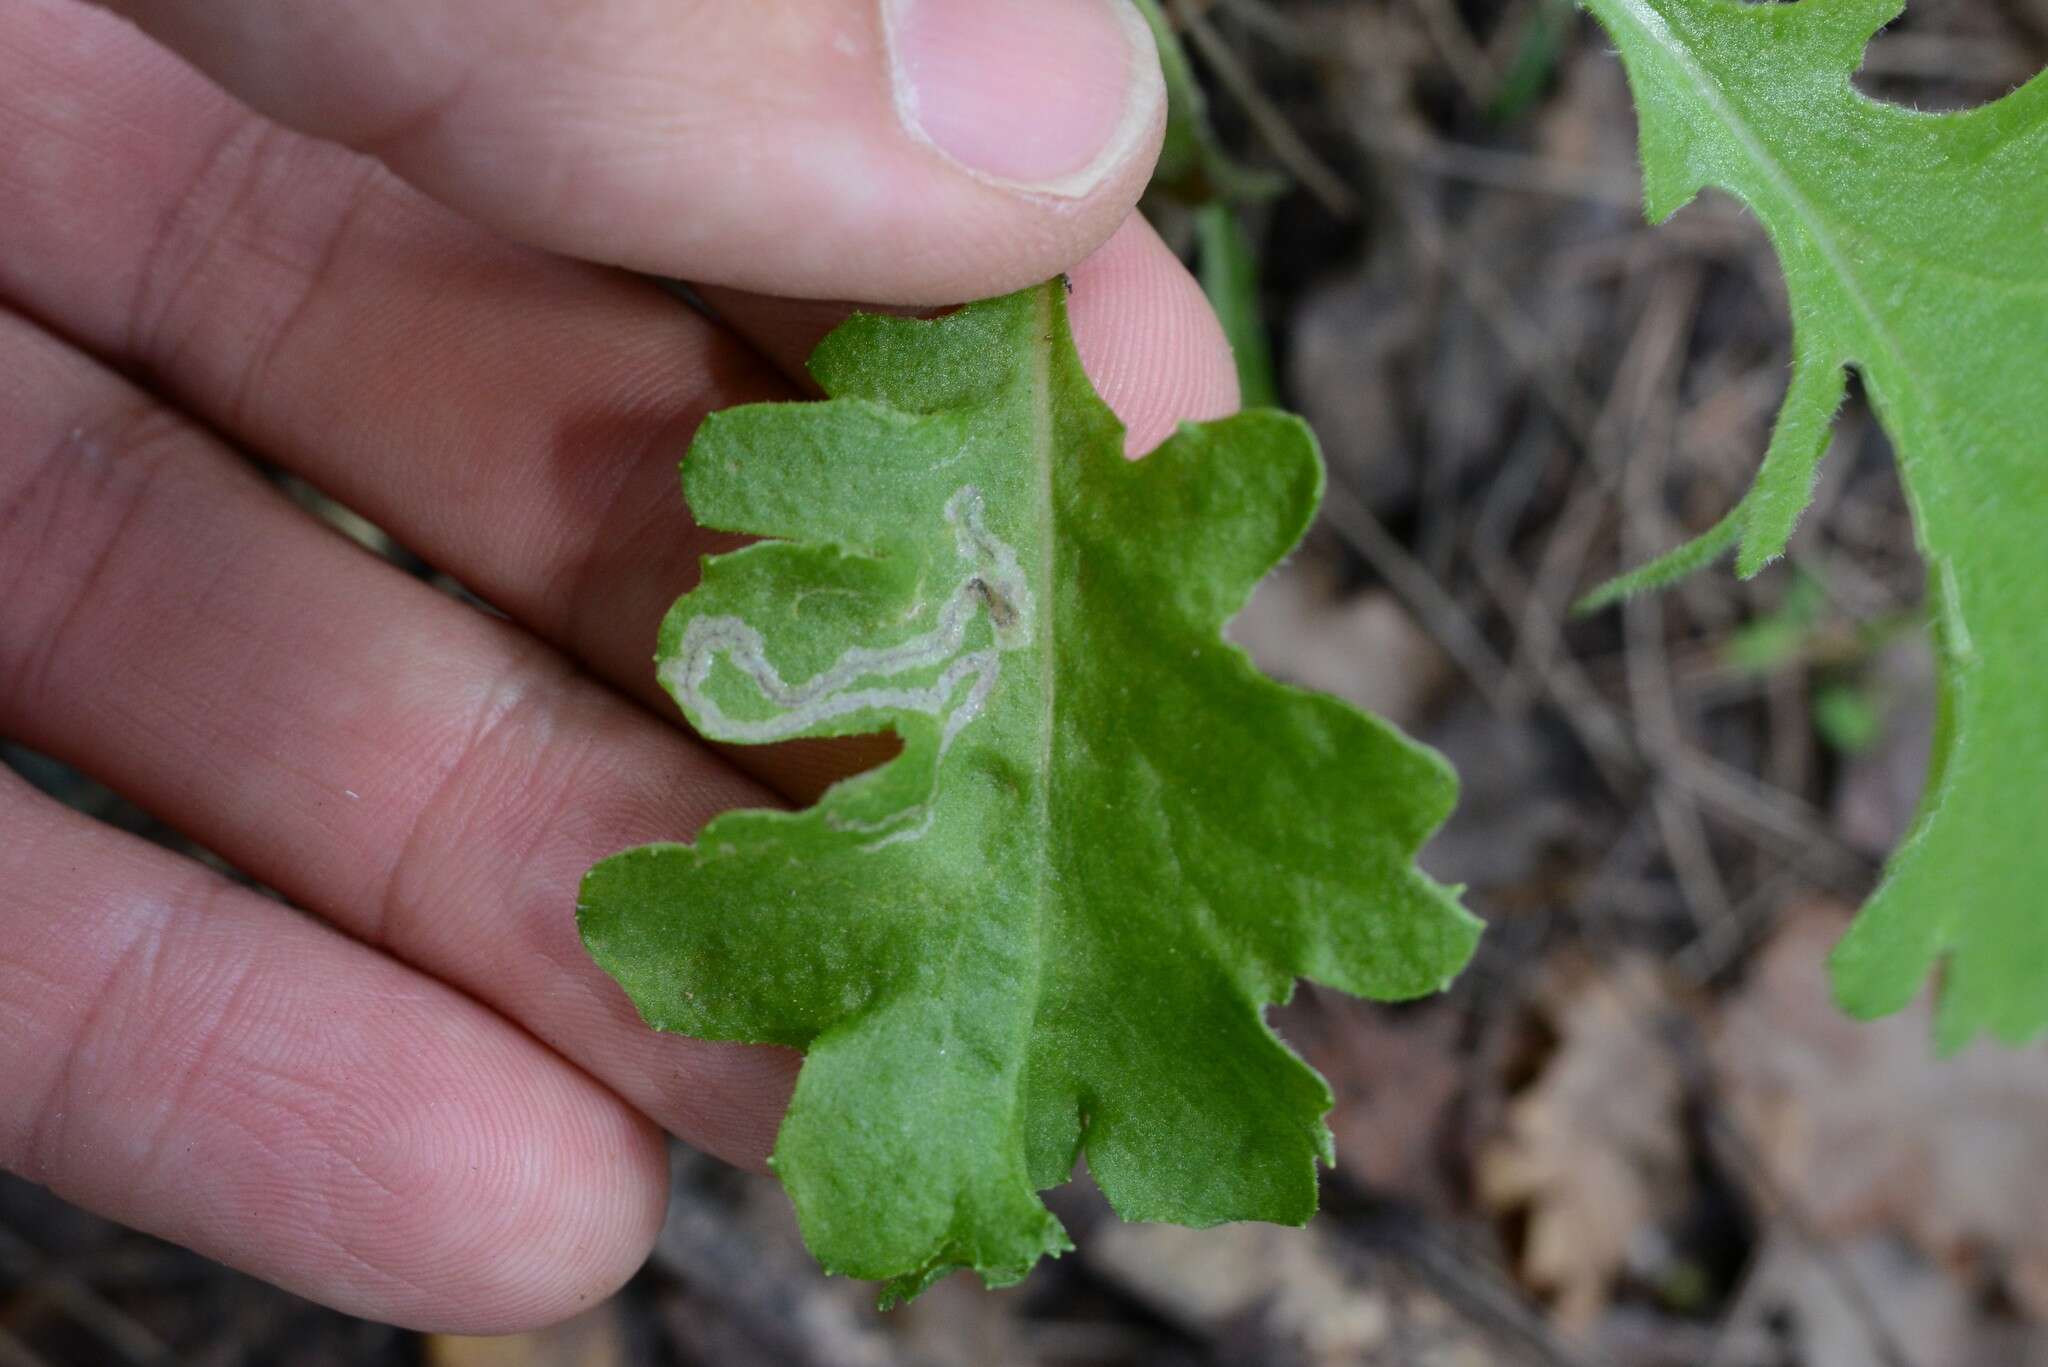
[1196,201,1280,408]
[580,284,1480,1302]
[1490,0,1577,123]
[1131,0,1285,205]
[1813,682,1884,755]
[1720,574,1826,675]
[1577,0,2048,1045]
[1131,0,1284,406]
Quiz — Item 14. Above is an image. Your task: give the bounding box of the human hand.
[0,0,1238,1334]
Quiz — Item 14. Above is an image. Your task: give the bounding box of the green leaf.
[1489,0,1577,123]
[1131,0,1286,205]
[1578,0,2048,1045]
[1129,0,1285,409]
[1720,573,1825,674]
[579,284,1479,1301]
[1813,682,1883,755]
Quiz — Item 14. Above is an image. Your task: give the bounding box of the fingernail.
[884,0,1162,197]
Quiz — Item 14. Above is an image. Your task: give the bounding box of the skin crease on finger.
[0,0,1241,1321]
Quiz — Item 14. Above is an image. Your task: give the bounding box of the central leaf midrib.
[1026,284,1059,1136]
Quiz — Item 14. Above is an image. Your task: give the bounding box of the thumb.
[90,0,1166,304]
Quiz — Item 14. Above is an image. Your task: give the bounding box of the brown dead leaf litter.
[1478,957,1692,1334]
[1714,905,2048,1359]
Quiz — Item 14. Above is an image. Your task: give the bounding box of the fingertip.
[292,1012,673,1336]
[1066,215,1242,456]
[470,1091,672,1336]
